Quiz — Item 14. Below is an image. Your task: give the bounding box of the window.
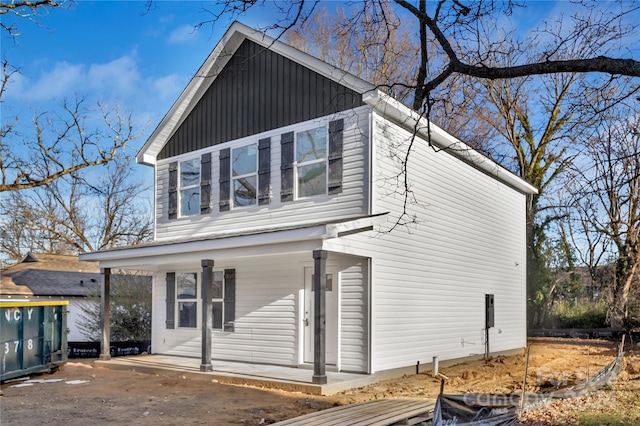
[180,159,200,216]
[296,126,327,198]
[212,270,235,332]
[232,144,257,207]
[176,272,197,328]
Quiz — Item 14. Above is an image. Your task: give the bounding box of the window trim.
[178,158,201,217]
[231,143,259,208]
[294,125,329,199]
[176,272,198,329]
[212,269,235,332]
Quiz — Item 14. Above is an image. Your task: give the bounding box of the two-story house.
[81,22,537,383]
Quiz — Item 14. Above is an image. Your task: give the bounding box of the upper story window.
[280,119,342,203]
[232,144,257,207]
[296,127,327,198]
[180,159,200,216]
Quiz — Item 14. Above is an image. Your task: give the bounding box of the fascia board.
[79,224,330,263]
[362,91,539,195]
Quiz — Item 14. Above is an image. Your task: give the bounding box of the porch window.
[232,144,257,207]
[180,159,200,216]
[212,269,235,332]
[296,126,327,198]
[177,272,198,328]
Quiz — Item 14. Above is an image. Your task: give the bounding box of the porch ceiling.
[79,213,387,271]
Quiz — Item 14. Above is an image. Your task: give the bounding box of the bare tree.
[0,0,67,36]
[0,155,153,259]
[1,88,141,192]
[565,113,640,329]
[194,0,640,113]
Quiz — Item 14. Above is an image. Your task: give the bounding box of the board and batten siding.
[158,38,365,160]
[339,113,527,373]
[154,107,370,241]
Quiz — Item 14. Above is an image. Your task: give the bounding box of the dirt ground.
[1,338,638,425]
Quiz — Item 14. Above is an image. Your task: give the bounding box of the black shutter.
[280,132,294,202]
[166,272,176,329]
[219,148,231,212]
[223,269,236,332]
[328,118,344,194]
[258,138,271,205]
[168,162,178,219]
[200,153,212,214]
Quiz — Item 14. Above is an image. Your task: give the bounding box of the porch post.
[99,268,111,361]
[312,250,327,384]
[201,259,214,372]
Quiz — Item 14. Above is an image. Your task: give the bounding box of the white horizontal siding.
[66,299,94,342]
[152,255,308,365]
[339,256,369,373]
[340,113,527,373]
[154,107,370,241]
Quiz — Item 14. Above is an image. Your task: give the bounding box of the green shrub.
[546,298,608,329]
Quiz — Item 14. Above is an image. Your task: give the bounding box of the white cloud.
[167,24,199,44]
[20,62,85,101]
[151,74,185,100]
[88,56,141,96]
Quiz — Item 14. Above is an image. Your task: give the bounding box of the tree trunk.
[609,260,637,329]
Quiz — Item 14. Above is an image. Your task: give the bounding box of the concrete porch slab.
[94,355,377,395]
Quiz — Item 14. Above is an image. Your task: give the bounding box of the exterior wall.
[152,254,303,363]
[150,252,369,372]
[154,106,371,241]
[338,255,369,373]
[158,39,364,159]
[339,113,528,373]
[66,298,95,342]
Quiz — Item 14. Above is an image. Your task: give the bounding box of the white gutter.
[362,90,538,195]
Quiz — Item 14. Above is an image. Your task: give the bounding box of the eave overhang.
[79,213,388,269]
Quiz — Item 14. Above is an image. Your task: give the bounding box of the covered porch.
[80,215,385,387]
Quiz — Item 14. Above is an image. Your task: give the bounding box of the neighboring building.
[0,253,99,342]
[81,22,537,381]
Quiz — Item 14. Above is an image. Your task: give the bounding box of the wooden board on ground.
[273,398,435,426]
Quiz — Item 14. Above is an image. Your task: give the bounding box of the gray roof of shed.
[1,252,100,297]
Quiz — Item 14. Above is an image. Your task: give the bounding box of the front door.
[303,267,338,365]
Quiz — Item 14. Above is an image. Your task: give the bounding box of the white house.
[81,22,537,383]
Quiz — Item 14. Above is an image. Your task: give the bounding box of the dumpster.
[1,301,68,382]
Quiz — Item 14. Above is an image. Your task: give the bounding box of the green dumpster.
[1,301,68,382]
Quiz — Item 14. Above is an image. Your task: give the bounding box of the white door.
[303,267,338,365]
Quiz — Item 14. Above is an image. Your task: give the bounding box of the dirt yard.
[1,338,638,425]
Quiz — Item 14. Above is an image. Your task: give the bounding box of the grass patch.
[569,386,640,425]
[547,299,608,329]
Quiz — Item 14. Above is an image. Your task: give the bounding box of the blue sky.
[1,1,266,152]
[2,1,636,173]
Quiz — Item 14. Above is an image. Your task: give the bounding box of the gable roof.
[138,21,375,166]
[137,21,536,195]
[0,252,100,297]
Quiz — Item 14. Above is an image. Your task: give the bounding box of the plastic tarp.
[432,352,624,426]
